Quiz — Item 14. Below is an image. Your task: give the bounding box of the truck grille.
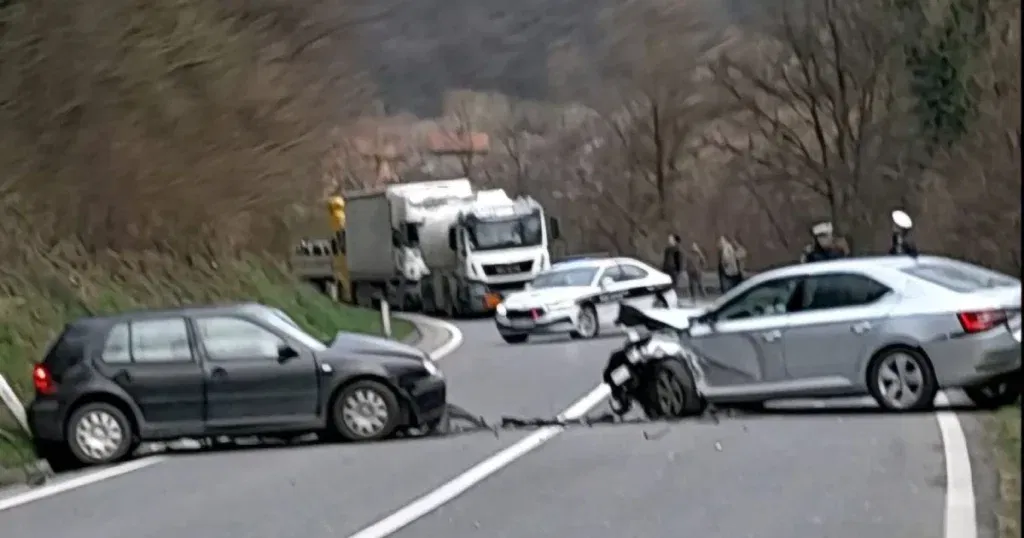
[483,261,534,276]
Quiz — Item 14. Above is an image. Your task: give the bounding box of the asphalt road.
[0,316,995,538]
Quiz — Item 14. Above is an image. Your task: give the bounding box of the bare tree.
[598,0,735,226]
[710,0,921,249]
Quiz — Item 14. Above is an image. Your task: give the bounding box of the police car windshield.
[468,214,542,251]
[531,267,598,289]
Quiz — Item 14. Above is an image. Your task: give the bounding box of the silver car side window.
[800,274,890,312]
[716,277,801,321]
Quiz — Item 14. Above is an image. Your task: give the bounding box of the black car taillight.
[957,310,1008,334]
[32,363,57,395]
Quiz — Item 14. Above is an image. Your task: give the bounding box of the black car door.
[97,318,206,437]
[191,315,319,427]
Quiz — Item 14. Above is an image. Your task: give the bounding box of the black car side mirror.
[277,344,299,363]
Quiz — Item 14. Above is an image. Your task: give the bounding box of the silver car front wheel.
[869,348,937,411]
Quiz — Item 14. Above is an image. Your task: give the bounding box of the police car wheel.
[501,333,529,344]
[569,304,599,340]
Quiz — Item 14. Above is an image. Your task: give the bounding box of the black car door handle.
[113,370,132,384]
[210,367,228,380]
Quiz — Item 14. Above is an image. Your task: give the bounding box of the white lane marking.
[394,313,464,361]
[348,384,611,538]
[935,391,977,538]
[0,456,166,513]
[0,315,462,513]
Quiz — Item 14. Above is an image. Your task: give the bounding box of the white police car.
[494,257,677,344]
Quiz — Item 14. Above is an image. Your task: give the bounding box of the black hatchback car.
[28,303,446,469]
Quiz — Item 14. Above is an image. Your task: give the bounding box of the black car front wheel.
[65,402,135,467]
[330,380,402,442]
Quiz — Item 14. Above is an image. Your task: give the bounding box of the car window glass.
[600,266,623,283]
[197,317,284,361]
[716,278,800,321]
[800,274,890,311]
[618,264,648,281]
[902,262,1018,292]
[131,319,193,363]
[102,323,131,364]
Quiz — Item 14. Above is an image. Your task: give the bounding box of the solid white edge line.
[0,314,462,514]
[0,456,167,513]
[394,313,464,362]
[347,384,611,538]
[934,391,978,538]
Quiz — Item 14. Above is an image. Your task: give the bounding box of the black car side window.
[131,318,193,363]
[102,323,132,363]
[196,317,285,361]
[800,273,891,312]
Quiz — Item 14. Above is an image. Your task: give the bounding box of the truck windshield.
[468,214,543,251]
[532,267,598,288]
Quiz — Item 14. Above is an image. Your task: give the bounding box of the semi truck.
[343,178,560,315]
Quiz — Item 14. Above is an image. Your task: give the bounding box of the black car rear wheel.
[65,402,134,467]
[330,380,401,442]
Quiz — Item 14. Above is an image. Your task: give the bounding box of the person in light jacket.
[717,236,744,293]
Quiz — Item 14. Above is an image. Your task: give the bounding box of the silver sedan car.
[650,255,1021,411]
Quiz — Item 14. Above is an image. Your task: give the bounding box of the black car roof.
[70,302,267,327]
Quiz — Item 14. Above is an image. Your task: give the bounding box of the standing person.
[800,221,847,263]
[717,236,743,293]
[684,241,708,302]
[889,210,919,256]
[661,234,683,292]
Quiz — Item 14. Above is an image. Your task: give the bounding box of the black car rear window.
[902,263,1019,293]
[42,323,92,376]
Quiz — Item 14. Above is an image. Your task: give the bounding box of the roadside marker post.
[0,374,29,434]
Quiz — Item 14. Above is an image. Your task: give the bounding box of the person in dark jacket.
[800,222,848,263]
[662,234,683,289]
[888,210,919,256]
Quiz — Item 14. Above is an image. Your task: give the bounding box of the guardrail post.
[0,374,29,435]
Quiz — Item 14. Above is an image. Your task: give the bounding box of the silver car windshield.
[258,308,327,352]
[531,267,598,288]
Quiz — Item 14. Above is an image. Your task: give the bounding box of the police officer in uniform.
[800,221,848,263]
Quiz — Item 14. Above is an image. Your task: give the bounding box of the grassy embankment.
[988,403,1021,538]
[0,248,412,474]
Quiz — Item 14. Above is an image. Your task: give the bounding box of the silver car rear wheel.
[869,348,937,411]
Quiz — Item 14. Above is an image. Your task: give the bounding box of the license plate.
[609,365,631,386]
